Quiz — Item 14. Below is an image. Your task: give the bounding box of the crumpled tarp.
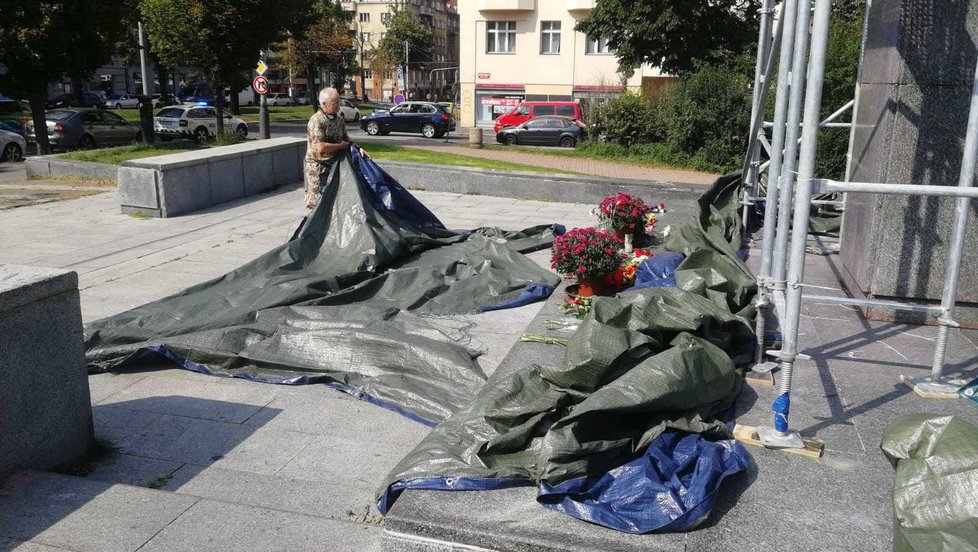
[881,413,978,551]
[84,148,561,424]
[377,173,757,533]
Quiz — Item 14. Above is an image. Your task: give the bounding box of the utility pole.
[137,22,150,96]
[404,41,410,100]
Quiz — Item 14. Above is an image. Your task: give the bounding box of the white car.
[265,93,293,107]
[0,129,27,162]
[338,99,359,122]
[104,94,140,109]
[153,106,249,142]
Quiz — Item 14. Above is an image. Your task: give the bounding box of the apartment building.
[341,0,460,101]
[459,0,664,127]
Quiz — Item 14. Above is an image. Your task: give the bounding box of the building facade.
[459,0,664,127]
[341,0,460,101]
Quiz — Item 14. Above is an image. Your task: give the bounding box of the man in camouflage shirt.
[304,87,357,209]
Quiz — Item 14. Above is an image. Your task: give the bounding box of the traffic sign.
[253,75,269,95]
[256,61,267,75]
[396,65,403,80]
[393,94,405,104]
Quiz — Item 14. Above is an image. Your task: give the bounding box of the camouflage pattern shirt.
[304,110,350,208]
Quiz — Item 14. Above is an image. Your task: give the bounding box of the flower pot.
[575,277,604,297]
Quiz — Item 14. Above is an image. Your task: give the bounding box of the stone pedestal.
[840,0,978,325]
[0,264,93,480]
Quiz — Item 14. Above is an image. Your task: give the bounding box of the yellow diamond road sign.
[256,61,267,75]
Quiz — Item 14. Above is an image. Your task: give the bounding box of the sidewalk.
[403,137,719,185]
[1,177,977,551]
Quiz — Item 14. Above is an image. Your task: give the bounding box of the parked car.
[154,105,248,142]
[46,92,102,109]
[338,99,359,122]
[0,99,31,139]
[492,101,582,133]
[104,94,140,109]
[27,108,142,150]
[495,115,585,147]
[264,93,291,107]
[360,101,454,138]
[0,129,27,162]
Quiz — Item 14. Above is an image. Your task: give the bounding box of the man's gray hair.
[318,87,339,104]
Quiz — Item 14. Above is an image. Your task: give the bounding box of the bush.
[662,63,752,171]
[583,93,666,147]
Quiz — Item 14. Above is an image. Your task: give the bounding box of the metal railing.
[740,0,976,450]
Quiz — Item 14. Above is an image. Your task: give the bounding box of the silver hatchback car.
[29,108,142,150]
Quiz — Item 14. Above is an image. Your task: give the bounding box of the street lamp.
[352,24,370,102]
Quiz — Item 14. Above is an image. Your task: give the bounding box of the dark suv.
[360,101,455,138]
[0,100,31,138]
[46,92,102,109]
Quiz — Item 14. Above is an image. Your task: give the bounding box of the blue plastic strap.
[478,282,554,312]
[772,392,790,432]
[378,476,533,515]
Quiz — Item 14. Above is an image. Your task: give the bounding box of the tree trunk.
[306,66,317,112]
[214,80,226,135]
[229,91,240,116]
[29,88,51,155]
[71,77,85,106]
[156,61,170,103]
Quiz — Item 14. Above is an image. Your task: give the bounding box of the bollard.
[468,127,483,149]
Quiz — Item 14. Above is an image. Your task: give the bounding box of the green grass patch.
[59,142,200,165]
[484,141,723,174]
[359,141,577,175]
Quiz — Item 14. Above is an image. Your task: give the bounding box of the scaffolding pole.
[756,0,834,450]
[751,0,801,372]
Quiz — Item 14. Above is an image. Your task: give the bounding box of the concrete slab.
[97,375,275,423]
[0,536,70,551]
[0,471,198,552]
[137,499,381,552]
[85,453,184,488]
[117,413,315,476]
[163,464,379,521]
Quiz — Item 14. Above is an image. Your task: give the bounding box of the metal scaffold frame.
[740,0,977,451]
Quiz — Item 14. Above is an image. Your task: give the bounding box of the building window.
[358,12,370,23]
[363,69,373,79]
[540,21,560,54]
[361,32,371,44]
[486,21,516,54]
[384,70,392,79]
[585,36,612,55]
[382,12,392,24]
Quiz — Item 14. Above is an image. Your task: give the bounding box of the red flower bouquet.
[597,193,654,234]
[550,227,625,280]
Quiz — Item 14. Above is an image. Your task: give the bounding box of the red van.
[493,101,581,133]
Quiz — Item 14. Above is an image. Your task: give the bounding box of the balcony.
[475,0,535,11]
[566,0,595,11]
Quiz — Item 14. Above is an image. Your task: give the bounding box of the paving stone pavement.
[0,179,605,551]
[1,177,977,551]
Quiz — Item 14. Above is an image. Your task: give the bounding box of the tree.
[142,0,312,134]
[0,0,136,153]
[575,0,760,76]
[276,1,354,110]
[376,7,432,97]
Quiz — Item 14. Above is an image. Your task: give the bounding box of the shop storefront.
[474,88,524,128]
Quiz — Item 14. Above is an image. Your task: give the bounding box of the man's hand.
[315,141,349,156]
[359,147,370,158]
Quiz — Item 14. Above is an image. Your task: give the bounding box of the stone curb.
[25,155,119,181]
[379,160,709,204]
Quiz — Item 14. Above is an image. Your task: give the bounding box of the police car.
[154,105,248,142]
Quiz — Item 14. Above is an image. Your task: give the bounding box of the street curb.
[25,155,118,181]
[378,160,709,204]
